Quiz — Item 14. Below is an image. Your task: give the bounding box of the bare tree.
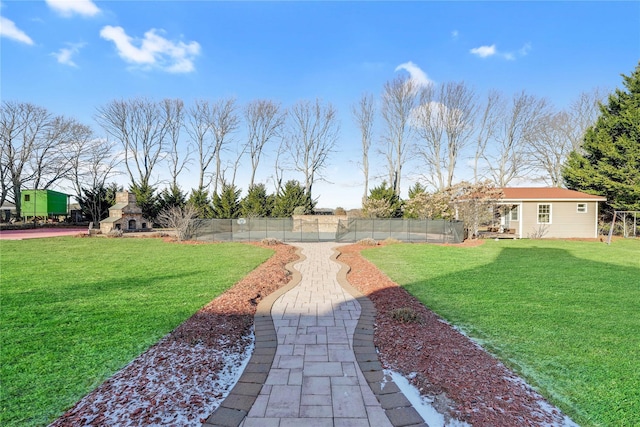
[185,99,213,190]
[67,136,121,223]
[1,101,84,217]
[162,98,189,189]
[526,89,606,186]
[527,110,572,186]
[95,98,172,188]
[286,98,340,198]
[209,98,239,194]
[413,81,477,190]
[380,75,418,195]
[156,204,203,241]
[1,102,49,217]
[272,137,287,195]
[484,91,551,187]
[244,99,285,188]
[566,88,606,152]
[472,90,502,182]
[352,93,375,202]
[219,142,245,189]
[451,181,504,239]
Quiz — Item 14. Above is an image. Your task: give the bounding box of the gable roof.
[500,187,607,201]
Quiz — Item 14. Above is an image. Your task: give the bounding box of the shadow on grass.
[351,244,640,426]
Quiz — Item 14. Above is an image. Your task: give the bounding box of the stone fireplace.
[100,191,152,234]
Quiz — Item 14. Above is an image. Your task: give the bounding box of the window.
[538,204,551,224]
[510,206,519,221]
[577,203,587,213]
[24,194,30,202]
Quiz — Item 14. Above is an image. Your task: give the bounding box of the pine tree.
[130,182,159,221]
[362,181,403,218]
[272,180,314,217]
[157,184,187,212]
[78,182,122,223]
[212,183,241,219]
[188,187,213,218]
[563,62,640,211]
[240,183,273,217]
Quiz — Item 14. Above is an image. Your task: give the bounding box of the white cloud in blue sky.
[51,42,85,67]
[99,26,201,73]
[395,61,433,87]
[0,16,34,45]
[470,43,532,61]
[470,44,497,58]
[45,0,100,17]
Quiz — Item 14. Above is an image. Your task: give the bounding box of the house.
[0,201,16,222]
[100,191,152,234]
[21,189,69,221]
[495,188,607,239]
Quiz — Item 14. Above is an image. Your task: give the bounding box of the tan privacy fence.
[190,217,464,243]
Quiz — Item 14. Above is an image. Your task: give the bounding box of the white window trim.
[577,203,587,213]
[537,203,552,224]
[510,206,519,221]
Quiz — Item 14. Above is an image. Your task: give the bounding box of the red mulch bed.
[338,242,570,426]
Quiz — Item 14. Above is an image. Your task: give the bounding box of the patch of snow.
[385,369,471,427]
[51,329,255,427]
[501,375,580,427]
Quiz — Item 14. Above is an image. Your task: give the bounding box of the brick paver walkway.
[205,242,425,427]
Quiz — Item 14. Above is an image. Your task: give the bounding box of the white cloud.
[395,61,433,88]
[470,43,532,60]
[45,0,100,17]
[470,44,496,58]
[100,25,201,73]
[0,16,34,45]
[52,42,85,67]
[451,30,459,40]
[519,43,532,56]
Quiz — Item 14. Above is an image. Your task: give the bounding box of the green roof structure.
[21,189,69,218]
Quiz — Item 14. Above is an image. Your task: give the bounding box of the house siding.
[520,201,599,238]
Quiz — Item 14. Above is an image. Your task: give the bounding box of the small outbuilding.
[100,191,152,234]
[496,187,607,239]
[21,189,69,221]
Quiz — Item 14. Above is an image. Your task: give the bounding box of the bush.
[357,238,378,246]
[383,237,402,245]
[261,237,281,246]
[390,307,423,324]
[107,229,123,238]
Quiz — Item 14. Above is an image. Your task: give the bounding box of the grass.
[362,238,640,427]
[0,237,273,427]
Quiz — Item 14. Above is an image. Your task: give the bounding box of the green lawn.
[0,237,273,427]
[362,239,640,427]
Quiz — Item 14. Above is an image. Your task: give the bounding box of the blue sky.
[2,0,639,209]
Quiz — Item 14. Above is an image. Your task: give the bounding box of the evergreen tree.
[563,62,640,211]
[78,182,122,223]
[157,184,187,213]
[272,180,314,217]
[240,183,273,217]
[130,182,159,221]
[187,187,213,218]
[212,183,241,219]
[404,182,428,219]
[362,181,403,218]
